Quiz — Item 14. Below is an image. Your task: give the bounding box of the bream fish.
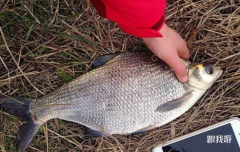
[0,51,223,151]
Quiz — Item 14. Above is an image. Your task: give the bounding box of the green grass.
[0,2,94,150]
[56,67,73,82]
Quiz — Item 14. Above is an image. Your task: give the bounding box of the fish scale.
[30,52,189,134]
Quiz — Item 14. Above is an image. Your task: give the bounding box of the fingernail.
[181,75,188,82]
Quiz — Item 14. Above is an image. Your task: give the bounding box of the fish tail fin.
[0,96,41,152]
[17,121,40,151]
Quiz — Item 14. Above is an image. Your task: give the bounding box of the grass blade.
[25,24,35,41]
[55,32,96,45]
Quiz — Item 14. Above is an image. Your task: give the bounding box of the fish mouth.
[217,70,223,79]
[214,66,223,80]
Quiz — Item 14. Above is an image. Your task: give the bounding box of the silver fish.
[0,51,222,151]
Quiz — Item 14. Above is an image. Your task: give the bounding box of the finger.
[176,40,190,59]
[164,52,188,82]
[154,47,188,82]
[169,29,190,59]
[143,37,188,82]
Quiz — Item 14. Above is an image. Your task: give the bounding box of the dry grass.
[0,0,240,151]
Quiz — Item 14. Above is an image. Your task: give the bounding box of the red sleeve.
[90,0,166,38]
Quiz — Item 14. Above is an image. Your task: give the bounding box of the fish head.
[188,64,223,90]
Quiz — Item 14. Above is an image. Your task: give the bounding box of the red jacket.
[90,0,166,38]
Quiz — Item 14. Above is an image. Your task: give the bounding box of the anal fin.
[84,126,108,138]
[131,125,157,135]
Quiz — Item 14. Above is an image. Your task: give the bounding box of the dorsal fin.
[91,53,120,69]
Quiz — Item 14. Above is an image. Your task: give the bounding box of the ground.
[0,0,240,152]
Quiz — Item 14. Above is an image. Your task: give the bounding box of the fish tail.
[0,96,41,152]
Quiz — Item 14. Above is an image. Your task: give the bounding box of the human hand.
[142,23,190,82]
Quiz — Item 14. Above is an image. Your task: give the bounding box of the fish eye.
[205,66,214,74]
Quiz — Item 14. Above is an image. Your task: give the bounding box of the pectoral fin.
[91,53,120,69]
[156,91,193,112]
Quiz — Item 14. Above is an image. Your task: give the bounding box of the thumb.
[171,58,188,83]
[157,49,188,83]
[142,37,188,82]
